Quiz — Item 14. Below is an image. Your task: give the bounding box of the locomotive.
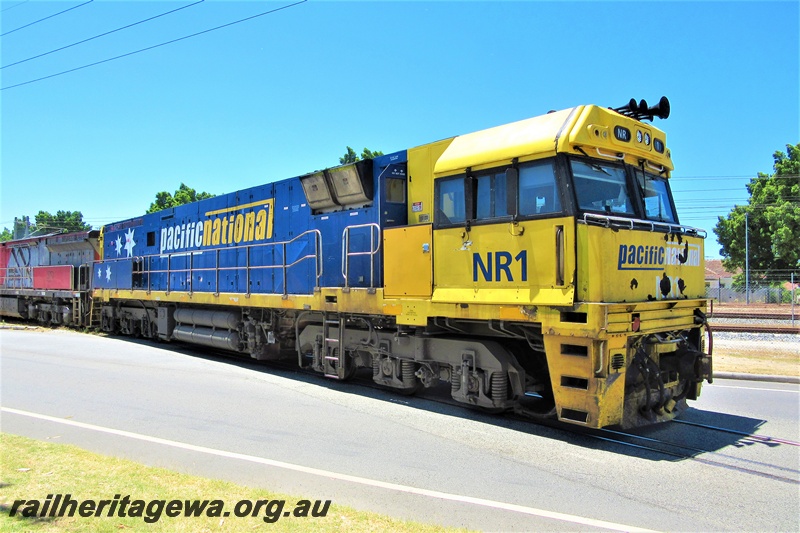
[0,97,712,428]
[0,230,99,325]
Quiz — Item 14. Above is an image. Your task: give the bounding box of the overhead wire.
[2,0,206,70]
[1,0,93,37]
[1,0,308,91]
[672,174,799,181]
[1,1,30,13]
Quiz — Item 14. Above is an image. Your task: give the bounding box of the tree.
[1,217,35,241]
[13,217,34,238]
[714,143,800,287]
[34,210,91,234]
[147,183,215,214]
[360,147,383,160]
[339,146,358,165]
[1,212,90,241]
[339,146,384,165]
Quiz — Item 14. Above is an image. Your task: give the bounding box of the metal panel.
[314,210,341,289]
[327,159,373,206]
[431,217,575,306]
[342,217,380,288]
[285,179,314,294]
[0,296,24,318]
[33,266,73,290]
[93,260,133,290]
[245,184,275,294]
[0,245,9,288]
[383,225,432,298]
[299,171,337,211]
[375,151,408,229]
[565,106,673,171]
[576,224,705,303]
[407,139,452,225]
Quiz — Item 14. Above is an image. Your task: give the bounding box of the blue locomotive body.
[94,151,408,295]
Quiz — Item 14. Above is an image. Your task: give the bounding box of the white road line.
[711,385,800,393]
[2,406,654,532]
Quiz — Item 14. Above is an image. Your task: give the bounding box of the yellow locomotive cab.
[408,97,711,427]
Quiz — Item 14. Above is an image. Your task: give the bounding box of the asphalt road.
[1,329,798,532]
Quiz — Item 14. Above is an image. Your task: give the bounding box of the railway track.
[584,423,800,485]
[708,323,800,334]
[709,312,797,321]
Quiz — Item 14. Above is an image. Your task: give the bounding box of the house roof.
[705,259,739,279]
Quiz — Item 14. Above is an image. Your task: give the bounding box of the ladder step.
[324,356,339,361]
[324,374,340,379]
[324,337,339,343]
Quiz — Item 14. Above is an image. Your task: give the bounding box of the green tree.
[714,143,800,286]
[360,147,383,160]
[339,146,384,165]
[34,210,91,234]
[339,146,358,165]
[0,213,89,240]
[1,217,34,241]
[147,183,215,214]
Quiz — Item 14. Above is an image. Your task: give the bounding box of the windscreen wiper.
[574,147,611,175]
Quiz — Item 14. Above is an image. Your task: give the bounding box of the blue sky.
[1,0,798,258]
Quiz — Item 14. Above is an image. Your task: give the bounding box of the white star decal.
[124,228,136,257]
[115,235,123,256]
[105,265,112,281]
[97,266,102,279]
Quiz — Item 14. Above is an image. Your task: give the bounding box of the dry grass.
[0,433,464,533]
[712,341,799,377]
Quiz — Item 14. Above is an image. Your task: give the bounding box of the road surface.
[2,329,798,531]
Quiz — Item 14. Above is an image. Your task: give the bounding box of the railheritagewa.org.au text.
[8,494,331,523]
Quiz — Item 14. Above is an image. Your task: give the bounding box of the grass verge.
[712,345,800,377]
[0,433,462,533]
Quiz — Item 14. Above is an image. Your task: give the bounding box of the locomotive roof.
[433,104,672,176]
[1,229,98,246]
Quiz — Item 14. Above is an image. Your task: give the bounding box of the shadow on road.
[64,331,791,464]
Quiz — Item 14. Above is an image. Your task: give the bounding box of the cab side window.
[385,178,406,203]
[519,161,561,216]
[436,177,466,225]
[476,172,509,220]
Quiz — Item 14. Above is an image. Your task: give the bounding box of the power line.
[1,0,307,91]
[2,0,205,70]
[679,199,800,206]
[676,196,762,201]
[1,1,30,13]
[672,175,800,181]
[672,188,757,192]
[1,0,93,37]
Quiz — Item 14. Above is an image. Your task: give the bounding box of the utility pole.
[745,211,750,305]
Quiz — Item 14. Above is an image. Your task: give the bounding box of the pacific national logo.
[617,242,700,271]
[159,199,274,254]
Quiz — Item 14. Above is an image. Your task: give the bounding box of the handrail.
[595,148,625,160]
[91,229,323,296]
[644,161,665,174]
[341,223,381,289]
[581,213,707,238]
